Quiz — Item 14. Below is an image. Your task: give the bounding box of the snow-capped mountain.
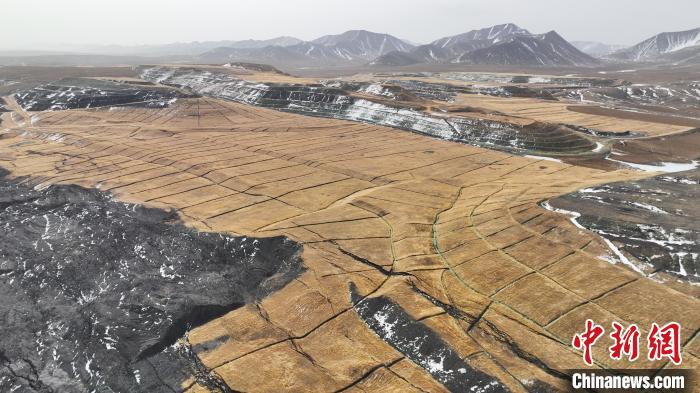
[610,27,700,61]
[458,31,599,66]
[572,41,626,57]
[431,23,530,56]
[311,30,414,60]
[372,24,597,67]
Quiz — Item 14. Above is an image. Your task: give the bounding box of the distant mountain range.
[201,23,598,67]
[9,37,305,57]
[608,27,700,64]
[572,41,626,57]
[371,23,597,66]
[2,24,700,68]
[200,30,414,66]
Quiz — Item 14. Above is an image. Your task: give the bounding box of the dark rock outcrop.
[13,77,193,111]
[549,169,700,281]
[350,284,508,392]
[0,168,304,392]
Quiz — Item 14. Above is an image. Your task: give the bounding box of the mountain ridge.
[5,25,700,68]
[572,41,626,57]
[372,24,597,67]
[610,27,700,61]
[201,30,414,66]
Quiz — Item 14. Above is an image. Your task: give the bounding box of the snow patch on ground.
[607,158,699,173]
[524,155,563,163]
[601,238,645,274]
[541,199,647,274]
[631,201,668,214]
[540,200,584,229]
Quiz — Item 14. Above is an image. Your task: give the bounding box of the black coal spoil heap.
[0,169,303,392]
[13,77,192,112]
[350,284,508,393]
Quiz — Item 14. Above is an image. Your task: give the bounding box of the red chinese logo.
[648,322,682,365]
[573,320,682,366]
[572,319,605,366]
[609,321,640,361]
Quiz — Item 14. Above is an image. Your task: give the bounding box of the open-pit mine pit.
[1,64,699,393]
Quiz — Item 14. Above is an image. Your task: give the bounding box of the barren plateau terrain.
[0,64,699,392]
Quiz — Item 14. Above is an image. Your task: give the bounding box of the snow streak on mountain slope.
[611,27,700,61]
[458,31,599,66]
[655,45,700,65]
[373,24,597,67]
[200,30,414,66]
[432,23,530,50]
[311,30,414,59]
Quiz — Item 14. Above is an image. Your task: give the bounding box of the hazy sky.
[3,0,699,50]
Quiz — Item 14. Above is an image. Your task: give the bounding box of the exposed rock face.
[548,169,700,282]
[0,168,304,392]
[140,66,597,155]
[320,79,456,102]
[322,78,558,102]
[13,77,192,111]
[141,66,354,111]
[376,79,462,101]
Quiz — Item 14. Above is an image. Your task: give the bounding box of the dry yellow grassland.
[1,98,698,392]
[450,94,692,136]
